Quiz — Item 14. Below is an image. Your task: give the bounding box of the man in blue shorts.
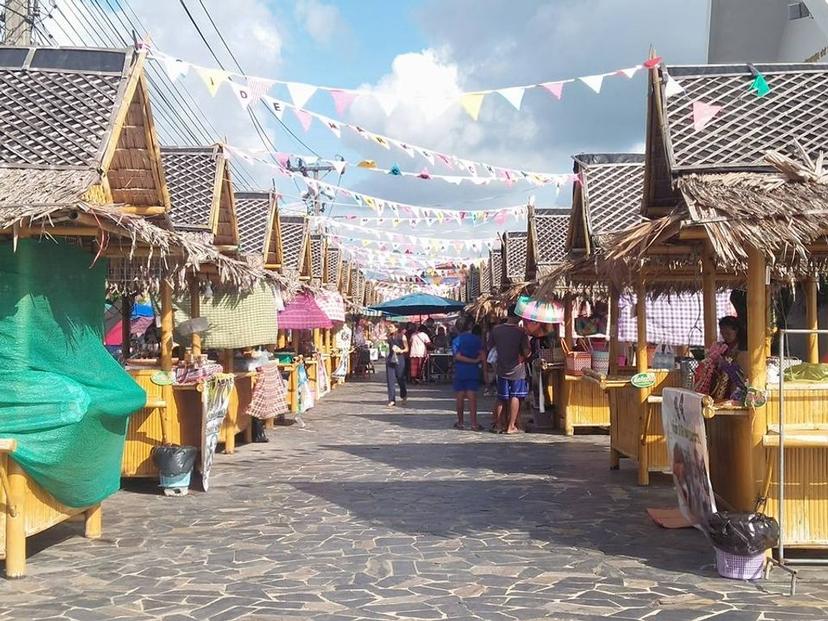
[490,309,531,434]
[452,318,484,430]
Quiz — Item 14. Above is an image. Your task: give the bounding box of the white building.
[707,0,828,62]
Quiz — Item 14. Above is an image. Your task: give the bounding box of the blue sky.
[40,0,711,270]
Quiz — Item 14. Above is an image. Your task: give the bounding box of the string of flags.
[225,144,573,188]
[151,48,662,121]
[327,232,496,256]
[661,63,774,132]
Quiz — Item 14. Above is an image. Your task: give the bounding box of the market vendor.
[694,315,748,402]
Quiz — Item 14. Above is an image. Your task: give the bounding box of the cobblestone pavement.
[3,372,828,620]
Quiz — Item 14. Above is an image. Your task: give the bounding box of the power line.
[186,0,322,158]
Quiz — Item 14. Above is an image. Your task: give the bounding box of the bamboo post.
[84,505,103,539]
[743,245,768,512]
[702,247,718,348]
[159,281,173,372]
[5,460,27,578]
[121,294,133,361]
[806,276,819,363]
[222,350,236,454]
[636,277,650,486]
[563,293,574,350]
[189,275,202,358]
[608,285,620,375]
[159,281,174,445]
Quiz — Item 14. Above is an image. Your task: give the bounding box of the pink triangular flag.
[275,152,290,168]
[293,108,314,132]
[692,100,722,132]
[542,81,564,100]
[329,89,358,116]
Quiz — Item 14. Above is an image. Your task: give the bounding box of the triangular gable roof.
[235,190,280,266]
[644,62,828,218]
[527,207,570,280]
[480,261,491,295]
[466,264,482,301]
[279,214,310,278]
[489,248,503,293]
[339,258,352,295]
[160,145,239,249]
[569,153,644,255]
[0,45,170,214]
[501,231,527,287]
[309,233,325,282]
[325,245,342,288]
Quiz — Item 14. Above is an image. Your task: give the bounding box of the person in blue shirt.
[452,317,484,430]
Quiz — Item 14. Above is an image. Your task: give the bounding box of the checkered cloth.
[174,362,224,385]
[278,293,333,330]
[245,362,289,419]
[174,282,279,349]
[617,291,735,347]
[316,290,346,323]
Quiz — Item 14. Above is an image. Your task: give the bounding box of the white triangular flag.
[286,82,317,108]
[374,92,398,116]
[446,177,463,186]
[397,142,416,158]
[332,160,346,175]
[263,96,286,120]
[319,115,341,138]
[229,82,255,109]
[619,66,640,79]
[498,86,526,110]
[579,73,605,94]
[160,53,190,82]
[664,76,685,98]
[419,149,435,165]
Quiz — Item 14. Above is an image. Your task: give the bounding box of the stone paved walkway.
[3,371,828,620]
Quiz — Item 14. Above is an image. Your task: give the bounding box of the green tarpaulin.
[0,240,145,508]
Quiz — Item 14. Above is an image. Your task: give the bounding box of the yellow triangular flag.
[460,92,486,121]
[196,66,230,96]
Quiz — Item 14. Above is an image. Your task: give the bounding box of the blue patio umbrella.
[370,293,465,316]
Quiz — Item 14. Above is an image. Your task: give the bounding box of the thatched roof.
[161,145,238,248]
[488,248,503,293]
[569,153,644,254]
[526,207,570,280]
[644,62,828,217]
[0,45,169,211]
[279,214,309,277]
[501,231,528,287]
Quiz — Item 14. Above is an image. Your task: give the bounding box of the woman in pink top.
[408,325,431,383]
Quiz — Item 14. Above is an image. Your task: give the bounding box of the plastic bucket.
[714,548,765,580]
[591,351,610,375]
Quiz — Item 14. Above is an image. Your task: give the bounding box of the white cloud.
[294,0,346,47]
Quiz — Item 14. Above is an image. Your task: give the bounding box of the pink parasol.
[278,293,333,330]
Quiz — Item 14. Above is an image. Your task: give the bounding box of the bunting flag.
[330,89,358,116]
[229,81,255,109]
[195,66,230,96]
[579,74,605,94]
[460,92,486,120]
[247,77,276,101]
[664,75,685,98]
[160,54,190,81]
[286,81,317,108]
[542,81,564,100]
[692,100,723,132]
[263,95,286,120]
[374,92,398,116]
[292,108,314,132]
[750,73,771,97]
[618,66,640,79]
[498,86,526,110]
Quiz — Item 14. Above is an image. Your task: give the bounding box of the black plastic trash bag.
[151,445,197,477]
[707,512,780,556]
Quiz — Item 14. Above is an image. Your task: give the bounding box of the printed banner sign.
[200,374,234,491]
[660,388,717,527]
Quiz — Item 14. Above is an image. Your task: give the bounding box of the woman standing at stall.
[385,324,409,407]
[409,325,432,384]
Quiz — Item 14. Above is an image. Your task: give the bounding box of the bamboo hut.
[500,231,529,291]
[0,45,266,577]
[603,61,828,550]
[525,207,571,282]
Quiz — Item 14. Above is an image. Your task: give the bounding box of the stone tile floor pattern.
[3,372,828,620]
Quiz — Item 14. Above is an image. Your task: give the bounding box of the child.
[452,318,484,430]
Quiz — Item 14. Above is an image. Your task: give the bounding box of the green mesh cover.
[0,240,146,508]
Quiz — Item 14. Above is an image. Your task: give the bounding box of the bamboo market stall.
[536,154,646,439]
[0,43,268,576]
[524,207,572,423]
[600,60,828,550]
[325,245,348,383]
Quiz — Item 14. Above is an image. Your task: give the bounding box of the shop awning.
[279,293,333,330]
[370,293,465,316]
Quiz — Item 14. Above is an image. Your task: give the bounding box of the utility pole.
[285,159,337,216]
[3,0,36,45]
